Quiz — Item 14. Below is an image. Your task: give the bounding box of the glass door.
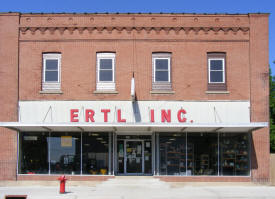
[117,140,125,174]
[125,140,144,174]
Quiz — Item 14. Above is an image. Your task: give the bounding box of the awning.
[0,122,268,133]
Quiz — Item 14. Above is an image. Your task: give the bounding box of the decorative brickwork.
[19,26,250,35]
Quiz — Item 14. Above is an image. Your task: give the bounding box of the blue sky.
[1,0,274,75]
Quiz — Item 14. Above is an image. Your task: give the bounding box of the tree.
[270,62,275,152]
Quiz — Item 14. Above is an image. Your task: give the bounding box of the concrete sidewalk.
[1,178,275,199]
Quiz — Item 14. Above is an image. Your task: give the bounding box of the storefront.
[0,100,267,177]
[0,12,269,183]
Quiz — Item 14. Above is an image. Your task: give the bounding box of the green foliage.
[270,66,275,152]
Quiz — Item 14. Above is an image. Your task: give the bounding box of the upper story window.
[96,53,116,91]
[152,53,172,91]
[208,58,225,83]
[153,56,170,82]
[42,53,61,91]
[207,53,227,91]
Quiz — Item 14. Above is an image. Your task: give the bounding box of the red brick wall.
[0,13,19,180]
[19,40,250,101]
[17,175,114,181]
[156,176,251,182]
[18,14,251,101]
[249,14,270,183]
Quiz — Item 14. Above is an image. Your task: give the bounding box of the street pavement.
[1,177,275,199]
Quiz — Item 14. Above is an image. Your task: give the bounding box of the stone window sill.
[205,91,230,94]
[93,90,118,94]
[150,90,175,94]
[39,90,63,94]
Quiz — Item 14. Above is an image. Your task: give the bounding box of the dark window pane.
[220,133,250,176]
[100,59,113,69]
[155,59,168,70]
[46,60,58,70]
[19,132,49,174]
[126,141,143,173]
[50,132,81,175]
[82,133,109,175]
[117,135,151,140]
[155,71,168,81]
[99,70,113,81]
[45,71,58,82]
[210,60,223,70]
[159,133,186,175]
[187,133,218,176]
[117,140,124,174]
[144,140,152,174]
[210,71,223,82]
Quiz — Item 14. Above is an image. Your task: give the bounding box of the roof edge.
[0,12,20,16]
[0,12,270,17]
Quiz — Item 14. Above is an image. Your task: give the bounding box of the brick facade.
[0,13,19,180]
[0,12,269,182]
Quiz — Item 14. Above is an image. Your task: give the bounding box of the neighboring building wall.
[0,13,19,180]
[270,154,275,185]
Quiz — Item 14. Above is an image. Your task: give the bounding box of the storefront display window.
[187,133,218,175]
[19,132,49,174]
[19,131,111,175]
[50,132,81,174]
[157,132,250,176]
[159,133,186,175]
[82,133,109,175]
[220,133,250,176]
[18,131,250,176]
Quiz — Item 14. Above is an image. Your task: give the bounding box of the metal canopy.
[0,122,268,133]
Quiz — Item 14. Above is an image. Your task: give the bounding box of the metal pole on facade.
[152,132,155,175]
[218,132,220,176]
[156,133,159,175]
[81,131,83,175]
[113,132,116,175]
[48,131,51,175]
[186,132,188,176]
[108,132,112,175]
[16,132,19,179]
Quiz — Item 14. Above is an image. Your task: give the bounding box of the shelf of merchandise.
[221,135,249,175]
[160,143,194,175]
[200,154,209,169]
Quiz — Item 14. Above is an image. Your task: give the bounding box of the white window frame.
[96,53,116,91]
[153,57,171,83]
[208,58,225,84]
[42,53,61,91]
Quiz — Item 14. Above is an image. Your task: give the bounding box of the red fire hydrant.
[58,175,67,194]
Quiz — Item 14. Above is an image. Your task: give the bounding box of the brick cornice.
[19,26,250,35]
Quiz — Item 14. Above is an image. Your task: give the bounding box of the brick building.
[0,12,270,183]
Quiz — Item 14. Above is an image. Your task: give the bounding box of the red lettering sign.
[69,107,188,123]
[161,109,171,123]
[85,109,95,122]
[117,109,126,122]
[101,109,110,122]
[150,109,155,123]
[70,109,79,122]
[177,109,187,122]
